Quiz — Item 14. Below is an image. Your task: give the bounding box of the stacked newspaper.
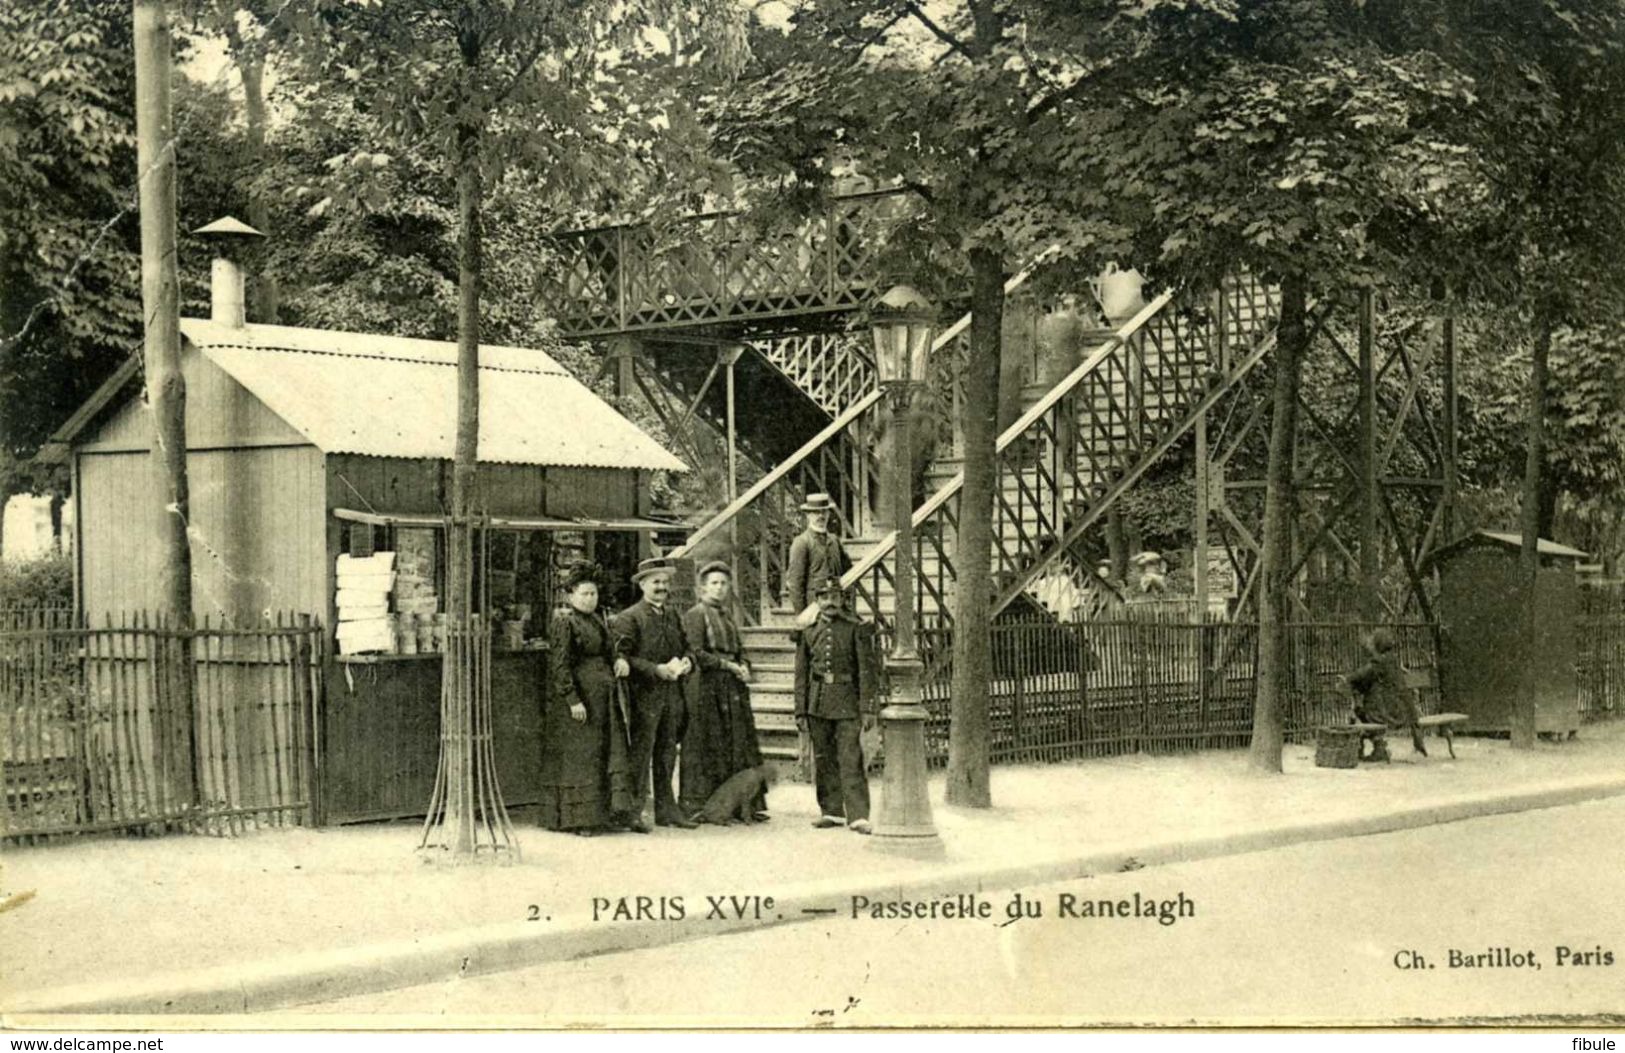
[335,551,395,654]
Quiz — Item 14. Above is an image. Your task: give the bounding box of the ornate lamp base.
[871,656,944,856]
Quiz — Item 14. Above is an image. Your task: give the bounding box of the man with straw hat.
[612,557,696,830]
[785,493,850,624]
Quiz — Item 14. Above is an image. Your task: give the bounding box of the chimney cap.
[193,216,265,240]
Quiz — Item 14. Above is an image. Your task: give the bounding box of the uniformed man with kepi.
[793,576,878,834]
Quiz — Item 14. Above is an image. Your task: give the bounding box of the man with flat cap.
[794,576,878,834]
[612,557,696,830]
[680,560,767,821]
[784,493,851,623]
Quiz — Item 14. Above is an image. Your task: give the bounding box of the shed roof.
[1425,530,1591,569]
[177,319,686,472]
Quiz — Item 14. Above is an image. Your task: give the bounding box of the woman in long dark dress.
[679,561,767,820]
[540,562,635,835]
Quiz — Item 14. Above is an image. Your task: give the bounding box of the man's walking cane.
[616,678,633,746]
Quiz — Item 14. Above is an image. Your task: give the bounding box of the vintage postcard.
[3,0,1624,1033]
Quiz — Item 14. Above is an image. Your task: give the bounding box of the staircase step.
[750,692,796,714]
[743,657,793,674]
[750,659,796,676]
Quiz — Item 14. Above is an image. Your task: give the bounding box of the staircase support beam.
[1442,315,1458,542]
[723,344,744,586]
[1358,289,1381,620]
[1195,408,1210,612]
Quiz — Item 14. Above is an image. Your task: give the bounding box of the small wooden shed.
[1429,530,1588,736]
[53,313,685,823]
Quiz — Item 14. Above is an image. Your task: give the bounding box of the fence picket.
[2,612,324,843]
[268,616,288,826]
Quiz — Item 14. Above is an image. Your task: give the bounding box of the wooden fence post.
[296,614,321,827]
[1012,636,1027,760]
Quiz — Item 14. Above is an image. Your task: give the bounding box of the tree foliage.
[0,0,141,501]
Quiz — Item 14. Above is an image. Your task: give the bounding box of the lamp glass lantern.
[869,285,938,386]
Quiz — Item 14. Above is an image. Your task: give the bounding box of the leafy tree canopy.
[0,0,141,498]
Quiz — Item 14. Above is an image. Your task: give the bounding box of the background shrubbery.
[0,553,73,608]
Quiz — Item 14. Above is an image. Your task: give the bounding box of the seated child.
[1347,627,1426,759]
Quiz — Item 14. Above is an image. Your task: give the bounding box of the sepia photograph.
[2,0,1624,1033]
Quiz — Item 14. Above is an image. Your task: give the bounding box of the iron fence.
[915,620,1441,765]
[2,611,322,843]
[1578,614,1625,723]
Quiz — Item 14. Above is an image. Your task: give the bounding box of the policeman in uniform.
[793,576,877,834]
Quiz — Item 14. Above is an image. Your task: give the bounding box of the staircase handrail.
[990,286,1290,613]
[670,245,1061,560]
[838,288,1177,591]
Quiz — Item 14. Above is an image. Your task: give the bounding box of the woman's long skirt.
[537,658,634,830]
[679,671,765,816]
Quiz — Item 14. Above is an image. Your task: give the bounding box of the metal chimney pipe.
[192,216,266,329]
[211,257,246,327]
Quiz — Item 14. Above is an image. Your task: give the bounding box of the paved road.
[288,797,1625,1026]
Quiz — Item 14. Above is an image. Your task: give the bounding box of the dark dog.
[693,764,778,825]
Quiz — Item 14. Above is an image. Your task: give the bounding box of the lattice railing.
[844,275,1283,637]
[667,256,1056,625]
[540,189,922,338]
[752,332,876,417]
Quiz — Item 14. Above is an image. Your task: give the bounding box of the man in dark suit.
[612,557,697,830]
[784,493,851,621]
[793,577,878,834]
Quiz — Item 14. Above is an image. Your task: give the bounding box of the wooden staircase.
[846,276,1281,634]
[741,622,801,760]
[735,310,1223,760]
[678,274,1282,758]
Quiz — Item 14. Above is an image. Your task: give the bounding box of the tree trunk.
[1512,321,1550,750]
[449,117,482,618]
[236,53,279,323]
[946,246,1003,808]
[434,96,485,856]
[1536,473,1559,542]
[1105,506,1128,582]
[48,489,62,553]
[134,0,198,811]
[1247,273,1308,774]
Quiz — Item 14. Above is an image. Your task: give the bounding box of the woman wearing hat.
[540,561,635,835]
[680,561,767,821]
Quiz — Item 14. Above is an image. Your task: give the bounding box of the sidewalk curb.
[12,775,1625,1017]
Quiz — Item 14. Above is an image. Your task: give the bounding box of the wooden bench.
[1320,667,1466,766]
[1415,712,1469,758]
[1402,668,1469,759]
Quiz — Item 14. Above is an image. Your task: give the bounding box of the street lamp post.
[868,285,942,852]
